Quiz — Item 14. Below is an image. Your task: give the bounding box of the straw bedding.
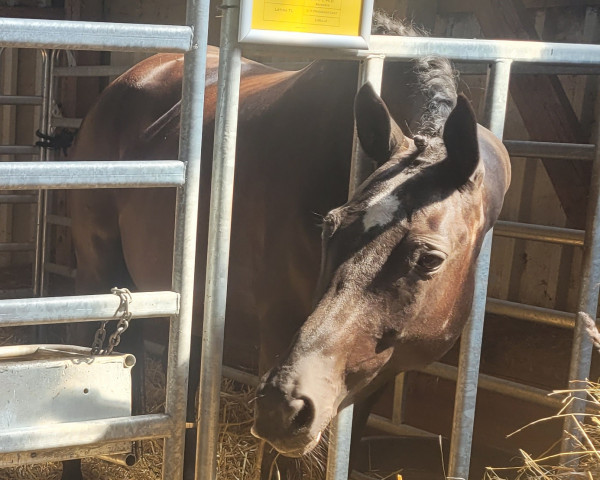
[485,314,600,480]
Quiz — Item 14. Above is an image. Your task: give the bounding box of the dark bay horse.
[66,14,510,479]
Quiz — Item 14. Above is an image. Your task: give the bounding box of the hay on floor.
[485,381,600,480]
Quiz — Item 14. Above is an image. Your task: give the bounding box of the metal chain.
[90,287,133,355]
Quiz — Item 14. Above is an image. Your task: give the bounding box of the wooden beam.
[440,0,600,14]
[474,0,591,229]
[0,7,64,19]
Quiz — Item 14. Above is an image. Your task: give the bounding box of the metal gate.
[0,1,210,477]
[3,3,600,480]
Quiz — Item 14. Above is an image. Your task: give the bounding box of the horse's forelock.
[370,10,426,37]
[371,11,459,142]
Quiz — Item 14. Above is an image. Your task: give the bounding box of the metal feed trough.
[2,2,600,480]
[0,345,134,467]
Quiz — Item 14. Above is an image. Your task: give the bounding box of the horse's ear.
[442,94,482,188]
[355,82,404,166]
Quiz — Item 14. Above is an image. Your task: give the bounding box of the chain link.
[90,287,133,355]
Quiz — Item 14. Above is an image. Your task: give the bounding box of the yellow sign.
[251,0,363,36]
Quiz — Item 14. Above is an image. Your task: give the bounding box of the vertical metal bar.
[326,54,385,480]
[391,373,407,424]
[194,1,242,479]
[34,49,54,299]
[162,0,211,477]
[447,58,512,480]
[560,84,600,461]
[32,49,49,298]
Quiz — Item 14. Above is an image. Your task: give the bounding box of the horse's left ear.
[443,94,482,188]
[355,82,404,166]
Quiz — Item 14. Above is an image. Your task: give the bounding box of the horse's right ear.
[354,83,404,166]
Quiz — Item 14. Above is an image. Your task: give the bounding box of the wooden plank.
[474,0,591,229]
[0,7,64,19]
[440,0,600,14]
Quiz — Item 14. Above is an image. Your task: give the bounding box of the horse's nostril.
[291,396,314,431]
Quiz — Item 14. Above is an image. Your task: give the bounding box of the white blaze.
[362,195,400,231]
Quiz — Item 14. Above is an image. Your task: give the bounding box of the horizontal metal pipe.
[420,362,562,410]
[44,262,76,278]
[0,194,37,204]
[46,214,72,227]
[0,160,185,189]
[494,220,584,246]
[0,414,173,454]
[0,291,178,326]
[0,95,42,105]
[486,297,576,329]
[365,414,438,439]
[222,365,258,386]
[0,18,192,52]
[505,140,595,161]
[95,452,137,467]
[243,34,600,64]
[0,441,131,467]
[0,242,34,252]
[0,146,38,155]
[51,117,82,129]
[53,65,131,77]
[457,62,600,76]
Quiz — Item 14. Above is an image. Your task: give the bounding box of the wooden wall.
[2,0,600,473]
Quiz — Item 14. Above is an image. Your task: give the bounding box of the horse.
[64,12,510,479]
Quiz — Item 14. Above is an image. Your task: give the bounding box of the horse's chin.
[273,430,323,458]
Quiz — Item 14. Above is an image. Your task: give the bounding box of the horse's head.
[252,83,499,456]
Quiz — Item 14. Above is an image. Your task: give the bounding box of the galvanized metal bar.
[0,18,192,53]
[0,145,38,155]
[1,442,131,467]
[0,242,34,252]
[53,65,130,77]
[457,62,600,76]
[0,414,173,454]
[326,54,387,480]
[34,48,51,299]
[194,1,242,478]
[365,414,438,439]
[0,160,185,189]
[448,59,512,480]
[0,291,178,326]
[494,220,585,246]
[504,140,595,161]
[0,95,42,105]
[486,297,576,329]
[162,0,211,475]
[0,194,37,204]
[422,363,561,411]
[392,373,407,424]
[560,86,600,459]
[243,34,600,64]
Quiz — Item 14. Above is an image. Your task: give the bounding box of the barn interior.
[1,0,600,479]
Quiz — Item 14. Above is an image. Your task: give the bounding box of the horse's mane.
[371,11,458,139]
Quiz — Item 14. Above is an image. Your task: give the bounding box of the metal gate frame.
[0,0,211,477]
[3,3,600,480]
[196,5,600,480]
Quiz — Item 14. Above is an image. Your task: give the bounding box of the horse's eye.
[416,252,445,272]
